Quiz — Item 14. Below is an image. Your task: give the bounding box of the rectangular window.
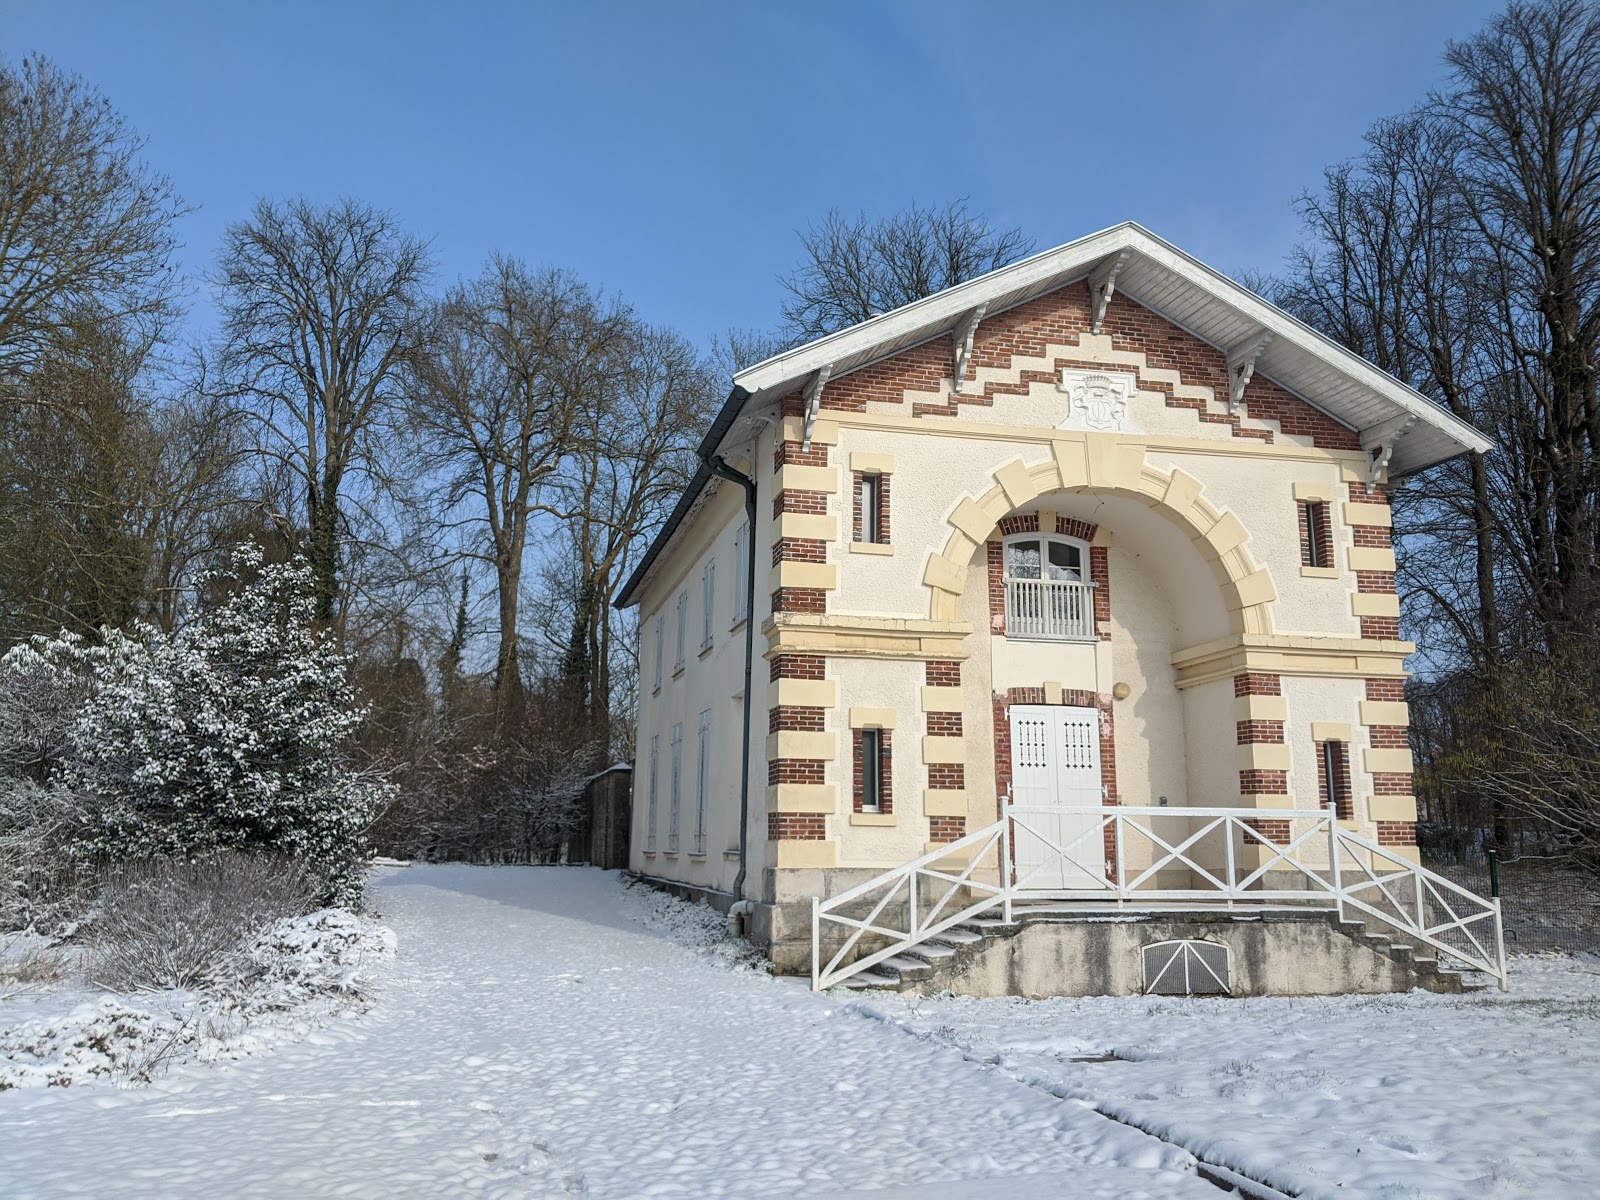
[668,722,683,852]
[701,558,715,650]
[855,728,891,813]
[694,709,711,855]
[646,734,659,852]
[674,592,687,673]
[1299,500,1332,568]
[855,472,889,544]
[652,617,663,692]
[1318,739,1353,820]
[731,523,750,625]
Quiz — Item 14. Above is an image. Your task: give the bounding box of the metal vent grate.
[1142,939,1230,995]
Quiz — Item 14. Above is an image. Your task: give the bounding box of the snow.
[1,866,1214,1198]
[6,865,1595,1198]
[2,909,393,1091]
[856,953,1600,1199]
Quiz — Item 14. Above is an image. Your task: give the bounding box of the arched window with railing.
[1002,532,1095,641]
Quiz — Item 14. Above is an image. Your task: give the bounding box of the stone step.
[835,967,900,990]
[879,954,935,981]
[903,940,959,964]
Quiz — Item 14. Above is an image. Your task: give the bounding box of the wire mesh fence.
[1419,828,1600,956]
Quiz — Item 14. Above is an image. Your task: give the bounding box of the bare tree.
[556,322,718,730]
[0,55,184,378]
[1279,0,1600,861]
[406,258,624,716]
[778,198,1034,341]
[215,198,431,626]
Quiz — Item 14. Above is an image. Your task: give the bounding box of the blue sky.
[8,0,1507,356]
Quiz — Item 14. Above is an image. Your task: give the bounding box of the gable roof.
[617,222,1493,608]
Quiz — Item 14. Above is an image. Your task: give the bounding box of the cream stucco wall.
[629,291,1418,902]
[631,431,774,895]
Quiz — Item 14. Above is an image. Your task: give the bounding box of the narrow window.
[855,728,891,813]
[1318,739,1352,820]
[701,559,715,650]
[674,592,687,673]
[855,472,889,544]
[694,709,711,855]
[652,617,663,692]
[668,722,683,852]
[646,735,659,852]
[731,522,750,624]
[1300,501,1332,568]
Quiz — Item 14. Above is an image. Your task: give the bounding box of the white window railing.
[1004,578,1096,641]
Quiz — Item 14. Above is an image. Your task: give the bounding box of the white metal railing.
[810,804,1507,991]
[1004,578,1096,641]
[811,818,1011,991]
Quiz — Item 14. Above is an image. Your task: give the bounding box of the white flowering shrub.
[58,546,389,905]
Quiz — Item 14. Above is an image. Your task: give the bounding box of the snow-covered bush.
[0,638,107,929]
[62,546,391,904]
[0,776,93,931]
[86,853,321,990]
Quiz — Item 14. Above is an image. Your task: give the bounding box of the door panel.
[1010,705,1107,892]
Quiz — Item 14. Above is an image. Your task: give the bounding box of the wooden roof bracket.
[1361,413,1418,484]
[800,363,833,450]
[1086,249,1131,335]
[951,303,988,394]
[1225,329,1276,413]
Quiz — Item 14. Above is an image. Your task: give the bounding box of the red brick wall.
[1234,672,1286,804]
[768,813,824,840]
[1375,821,1417,846]
[1350,484,1400,640]
[924,661,965,839]
[809,287,1359,451]
[1365,677,1406,702]
[768,655,830,844]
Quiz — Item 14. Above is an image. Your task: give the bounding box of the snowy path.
[2,866,1214,1198]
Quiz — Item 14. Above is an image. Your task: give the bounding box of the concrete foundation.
[894,910,1461,998]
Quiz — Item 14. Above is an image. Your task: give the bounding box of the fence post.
[1487,848,1501,898]
[1001,815,1013,924]
[810,896,820,991]
[1492,896,1508,992]
[1327,806,1344,919]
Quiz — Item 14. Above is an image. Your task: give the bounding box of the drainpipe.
[707,451,759,912]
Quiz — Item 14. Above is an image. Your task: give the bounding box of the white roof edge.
[734,221,1493,460]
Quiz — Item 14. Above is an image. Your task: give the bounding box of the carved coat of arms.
[1057,368,1137,432]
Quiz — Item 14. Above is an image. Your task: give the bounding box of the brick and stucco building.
[617,224,1501,993]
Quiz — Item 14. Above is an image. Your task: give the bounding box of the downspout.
[707,452,759,913]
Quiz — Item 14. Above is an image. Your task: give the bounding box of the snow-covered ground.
[853,955,1600,1199]
[4,865,1597,1198]
[1,866,1215,1198]
[1,910,394,1091]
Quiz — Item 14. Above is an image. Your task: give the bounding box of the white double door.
[1009,705,1107,891]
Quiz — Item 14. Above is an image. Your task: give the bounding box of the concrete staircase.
[834,904,1491,995]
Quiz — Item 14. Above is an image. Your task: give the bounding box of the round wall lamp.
[1112,682,1132,701]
